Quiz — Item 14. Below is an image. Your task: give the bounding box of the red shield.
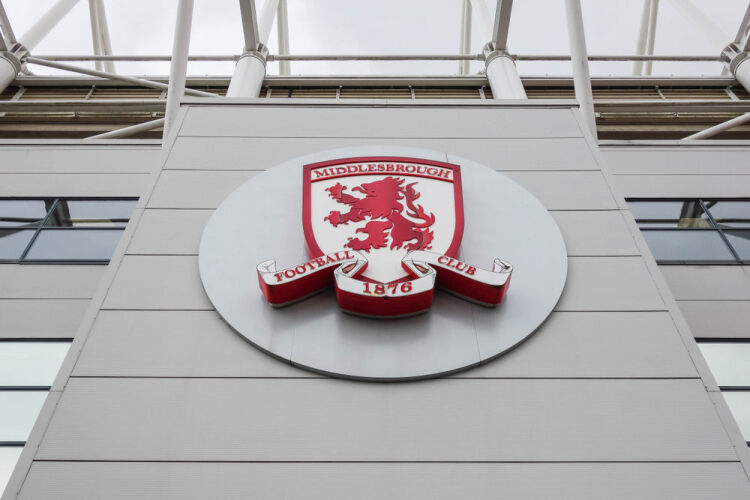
[303,156,464,284]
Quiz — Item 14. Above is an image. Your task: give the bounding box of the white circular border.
[199,146,567,381]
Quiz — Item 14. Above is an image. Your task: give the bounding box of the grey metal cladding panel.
[602,147,750,175]
[179,106,583,138]
[660,266,750,301]
[126,209,635,257]
[460,311,696,378]
[70,311,696,378]
[503,171,618,210]
[126,209,212,255]
[0,265,105,299]
[165,137,598,171]
[102,256,211,310]
[556,257,665,311]
[100,256,661,312]
[35,378,737,461]
[146,170,257,209]
[0,299,88,338]
[0,147,159,173]
[146,170,616,211]
[72,310,306,377]
[678,300,750,338]
[551,211,639,256]
[0,173,148,197]
[613,174,750,198]
[19,462,750,500]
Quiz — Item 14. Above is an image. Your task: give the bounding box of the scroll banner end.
[257,250,512,315]
[404,251,512,307]
[256,251,362,307]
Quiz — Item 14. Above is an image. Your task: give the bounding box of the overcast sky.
[3,0,748,77]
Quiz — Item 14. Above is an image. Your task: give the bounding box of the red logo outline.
[302,156,464,264]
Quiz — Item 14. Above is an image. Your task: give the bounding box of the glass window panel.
[704,200,750,228]
[0,391,47,441]
[0,200,50,228]
[722,392,750,441]
[698,343,750,387]
[0,447,23,497]
[24,229,124,261]
[0,230,35,260]
[628,200,711,227]
[724,230,750,260]
[641,230,735,262]
[637,221,709,229]
[0,342,71,387]
[45,200,136,227]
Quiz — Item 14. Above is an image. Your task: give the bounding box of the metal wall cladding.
[4,105,750,499]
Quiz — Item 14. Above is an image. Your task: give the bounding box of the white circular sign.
[199,147,567,381]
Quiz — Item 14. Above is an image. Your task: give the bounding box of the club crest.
[256,156,512,317]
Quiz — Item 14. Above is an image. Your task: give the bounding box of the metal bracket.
[238,43,269,66]
[482,42,512,67]
[721,42,749,74]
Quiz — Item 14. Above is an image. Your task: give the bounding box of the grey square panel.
[179,106,583,139]
[18,462,750,500]
[502,171,618,210]
[72,310,305,378]
[165,137,599,172]
[554,257,666,311]
[0,266,106,299]
[103,256,213,310]
[677,300,750,338]
[0,299,89,338]
[459,311,697,378]
[661,266,750,301]
[147,171,257,209]
[551,211,639,256]
[35,378,737,461]
[127,209,212,255]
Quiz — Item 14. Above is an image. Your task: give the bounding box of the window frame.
[0,339,72,450]
[628,198,750,265]
[696,338,750,446]
[0,197,137,265]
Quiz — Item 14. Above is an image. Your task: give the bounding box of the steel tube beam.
[164,0,194,137]
[458,0,471,75]
[468,0,492,43]
[644,0,659,76]
[0,0,17,45]
[734,57,750,94]
[29,54,721,62]
[633,0,650,75]
[682,112,750,140]
[88,0,104,71]
[735,4,750,50]
[228,0,271,97]
[479,0,524,98]
[0,51,20,92]
[277,0,290,75]
[258,0,280,46]
[86,117,165,139]
[227,53,265,97]
[564,0,597,139]
[20,0,80,51]
[96,0,115,73]
[492,0,513,50]
[238,0,260,52]
[26,56,216,97]
[485,53,526,98]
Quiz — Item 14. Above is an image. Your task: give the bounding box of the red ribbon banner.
[257,250,512,318]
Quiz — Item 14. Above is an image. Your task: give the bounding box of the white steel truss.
[0,0,747,141]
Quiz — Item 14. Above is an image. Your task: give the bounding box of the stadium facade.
[1,0,750,498]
